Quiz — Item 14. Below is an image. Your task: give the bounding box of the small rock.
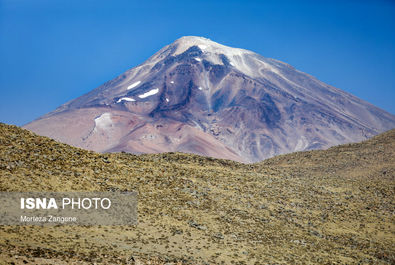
[213,233,224,239]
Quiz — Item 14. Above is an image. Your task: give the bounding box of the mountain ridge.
[24,36,395,162]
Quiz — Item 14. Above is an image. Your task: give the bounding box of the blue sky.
[0,0,394,126]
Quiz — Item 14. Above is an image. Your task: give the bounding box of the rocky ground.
[0,123,394,264]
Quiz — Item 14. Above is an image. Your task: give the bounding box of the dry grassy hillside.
[0,123,394,264]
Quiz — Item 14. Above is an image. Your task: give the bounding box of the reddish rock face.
[24,36,395,163]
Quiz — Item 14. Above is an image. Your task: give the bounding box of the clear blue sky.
[1,0,394,126]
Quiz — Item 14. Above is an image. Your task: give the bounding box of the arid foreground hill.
[0,123,394,264]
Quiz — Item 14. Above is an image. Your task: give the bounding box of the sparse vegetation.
[0,123,394,264]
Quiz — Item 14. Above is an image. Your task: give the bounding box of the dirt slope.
[0,123,394,264]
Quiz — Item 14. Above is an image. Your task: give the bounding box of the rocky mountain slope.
[1,123,394,264]
[23,36,395,162]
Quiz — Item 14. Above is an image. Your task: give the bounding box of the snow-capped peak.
[141,36,282,79]
[171,36,280,78]
[173,36,252,58]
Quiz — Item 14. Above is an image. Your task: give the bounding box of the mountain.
[1,123,394,264]
[23,36,395,162]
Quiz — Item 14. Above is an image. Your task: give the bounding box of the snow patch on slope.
[127,81,141,90]
[93,113,112,132]
[117,97,135,103]
[138,88,159,98]
[294,136,308,151]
